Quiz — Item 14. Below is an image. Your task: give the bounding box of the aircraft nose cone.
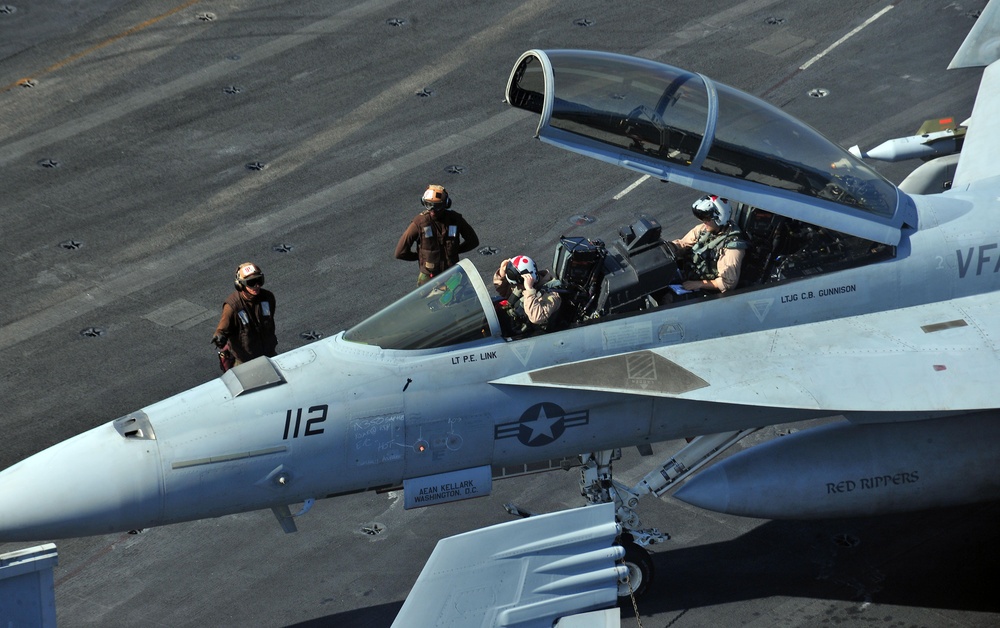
[0,422,162,542]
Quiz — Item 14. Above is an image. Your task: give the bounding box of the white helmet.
[691,195,732,227]
[505,255,537,286]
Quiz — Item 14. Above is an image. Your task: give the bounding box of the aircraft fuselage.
[2,183,996,541]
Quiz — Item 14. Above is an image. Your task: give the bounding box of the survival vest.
[686,226,748,280]
[500,285,562,334]
[223,290,277,362]
[415,210,466,275]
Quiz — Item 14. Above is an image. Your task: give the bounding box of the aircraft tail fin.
[950,0,1000,189]
[948,0,1000,69]
[950,60,1000,189]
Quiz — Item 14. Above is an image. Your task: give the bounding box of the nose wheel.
[618,535,654,603]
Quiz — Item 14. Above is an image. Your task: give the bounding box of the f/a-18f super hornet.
[4,8,1000,624]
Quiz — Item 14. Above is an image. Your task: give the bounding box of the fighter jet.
[3,6,1000,618]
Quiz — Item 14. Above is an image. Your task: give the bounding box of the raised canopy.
[506,49,910,245]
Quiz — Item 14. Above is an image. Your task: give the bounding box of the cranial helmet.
[691,195,732,227]
[505,255,537,286]
[235,262,264,290]
[422,184,452,210]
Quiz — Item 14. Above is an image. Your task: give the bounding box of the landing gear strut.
[579,430,758,600]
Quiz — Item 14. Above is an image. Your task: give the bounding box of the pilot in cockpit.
[493,255,562,333]
[670,195,748,293]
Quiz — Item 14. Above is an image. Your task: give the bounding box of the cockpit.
[344,199,895,350]
[344,49,907,351]
[344,261,500,350]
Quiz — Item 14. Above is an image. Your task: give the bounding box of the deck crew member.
[211,262,278,370]
[395,184,480,286]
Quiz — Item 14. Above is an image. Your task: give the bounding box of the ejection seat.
[551,236,608,322]
[734,203,787,288]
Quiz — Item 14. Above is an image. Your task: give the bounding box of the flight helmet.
[691,195,732,227]
[235,262,265,291]
[505,255,537,286]
[422,184,452,210]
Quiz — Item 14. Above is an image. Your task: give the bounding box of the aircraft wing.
[493,291,1000,412]
[391,503,624,628]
